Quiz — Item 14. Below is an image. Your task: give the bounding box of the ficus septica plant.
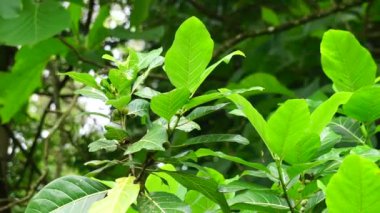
[25,16,380,213]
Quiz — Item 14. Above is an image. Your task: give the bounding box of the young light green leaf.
[321,30,376,91]
[138,192,191,213]
[163,171,230,213]
[326,155,380,213]
[310,92,352,133]
[89,176,140,213]
[124,124,168,155]
[134,87,161,99]
[26,176,109,213]
[192,50,245,92]
[174,134,249,147]
[151,88,190,121]
[164,16,214,92]
[267,99,320,163]
[343,86,380,122]
[106,95,131,110]
[63,71,99,89]
[88,139,119,152]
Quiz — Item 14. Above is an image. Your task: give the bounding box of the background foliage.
[0,0,380,212]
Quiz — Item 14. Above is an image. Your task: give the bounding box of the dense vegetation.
[0,0,380,212]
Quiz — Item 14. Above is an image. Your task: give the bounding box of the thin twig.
[0,171,47,212]
[214,0,366,58]
[58,36,107,69]
[84,0,95,35]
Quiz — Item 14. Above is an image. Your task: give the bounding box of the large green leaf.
[25,175,109,213]
[267,99,310,156]
[124,124,168,155]
[174,134,249,147]
[164,171,230,213]
[151,88,190,121]
[164,16,214,93]
[138,192,190,213]
[321,30,376,91]
[0,0,70,45]
[326,155,380,212]
[343,86,380,122]
[89,176,140,213]
[0,0,22,19]
[0,38,67,123]
[310,92,352,134]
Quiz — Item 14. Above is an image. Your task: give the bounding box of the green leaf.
[63,71,99,89]
[25,175,109,213]
[321,30,376,91]
[232,72,295,97]
[343,86,380,122]
[184,87,262,111]
[75,87,108,101]
[130,0,152,27]
[261,7,280,26]
[124,124,168,155]
[87,5,109,48]
[0,0,70,45]
[186,103,228,121]
[267,99,319,163]
[0,0,22,19]
[137,47,163,70]
[194,148,268,172]
[106,96,131,110]
[174,134,249,147]
[89,176,140,213]
[128,99,150,118]
[164,16,214,92]
[192,50,245,92]
[329,117,365,144]
[110,26,165,41]
[229,190,289,211]
[88,138,119,152]
[135,87,161,99]
[138,192,191,213]
[146,164,187,199]
[104,125,128,140]
[326,155,380,213]
[0,38,67,123]
[151,88,190,121]
[310,92,352,134]
[221,90,269,146]
[163,171,230,213]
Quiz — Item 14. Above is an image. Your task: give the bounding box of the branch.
[84,0,95,35]
[275,160,295,213]
[58,36,108,69]
[188,0,224,22]
[214,0,366,58]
